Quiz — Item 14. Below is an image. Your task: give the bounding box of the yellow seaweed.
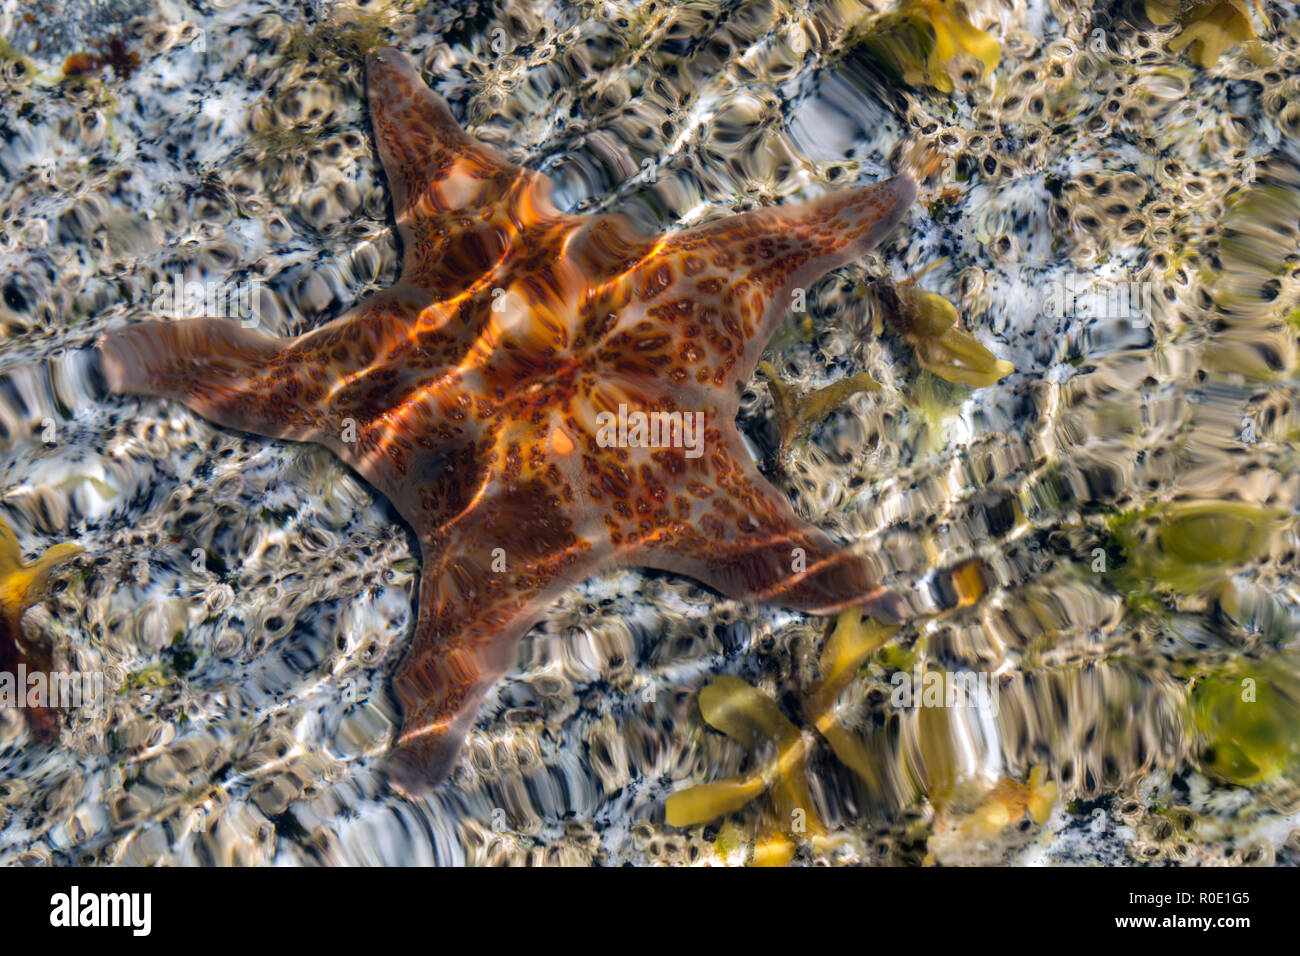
[668,613,902,858]
[882,276,1014,388]
[751,828,797,867]
[0,517,82,625]
[906,293,1014,387]
[759,362,881,461]
[1165,0,1269,68]
[859,0,1001,93]
[665,773,766,827]
[669,673,827,850]
[55,475,119,499]
[698,674,802,751]
[0,513,82,742]
[926,766,1059,864]
[818,609,896,698]
[817,720,888,787]
[1145,0,1184,26]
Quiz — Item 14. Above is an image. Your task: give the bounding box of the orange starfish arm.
[97,286,479,501]
[390,474,607,791]
[367,47,570,299]
[388,412,901,790]
[593,174,918,402]
[98,317,325,440]
[627,434,902,618]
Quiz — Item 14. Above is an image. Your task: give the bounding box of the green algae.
[1190,656,1300,786]
[120,661,173,693]
[1159,505,1278,566]
[901,369,966,454]
[259,505,294,527]
[1105,501,1284,599]
[121,641,200,693]
[0,35,43,82]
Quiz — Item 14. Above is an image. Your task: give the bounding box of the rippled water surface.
[2,0,1300,865]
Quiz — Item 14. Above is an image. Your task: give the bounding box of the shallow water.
[1,0,1299,865]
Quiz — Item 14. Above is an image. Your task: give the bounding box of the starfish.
[0,512,82,742]
[97,47,919,793]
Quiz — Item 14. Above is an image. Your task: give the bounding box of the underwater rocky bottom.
[1,0,1300,866]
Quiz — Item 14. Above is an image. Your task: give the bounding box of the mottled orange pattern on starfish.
[97,47,918,793]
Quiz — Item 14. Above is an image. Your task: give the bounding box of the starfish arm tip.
[387,731,458,797]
